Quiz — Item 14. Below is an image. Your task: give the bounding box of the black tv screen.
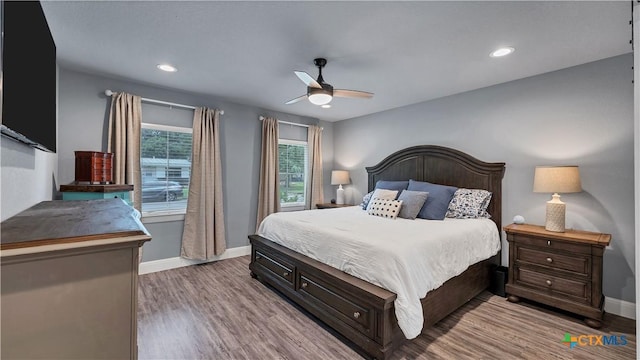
[1,0,57,153]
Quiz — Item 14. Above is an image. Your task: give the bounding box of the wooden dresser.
[504,223,610,328]
[1,199,151,359]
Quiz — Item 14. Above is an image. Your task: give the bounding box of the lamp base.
[545,194,565,232]
[336,185,345,205]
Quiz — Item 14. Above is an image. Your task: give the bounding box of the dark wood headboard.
[366,145,506,230]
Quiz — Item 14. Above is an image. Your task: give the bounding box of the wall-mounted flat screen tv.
[1,0,57,153]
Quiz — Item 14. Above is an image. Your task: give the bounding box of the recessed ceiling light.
[157,64,177,72]
[321,104,331,109]
[490,47,515,58]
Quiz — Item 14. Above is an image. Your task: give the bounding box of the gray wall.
[57,68,327,261]
[332,54,635,302]
[1,139,58,221]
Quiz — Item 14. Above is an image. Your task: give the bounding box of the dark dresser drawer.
[513,235,591,255]
[517,246,589,275]
[516,268,589,302]
[297,271,372,334]
[254,250,294,285]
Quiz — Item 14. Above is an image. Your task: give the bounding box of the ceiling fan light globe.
[308,87,333,105]
[308,93,332,105]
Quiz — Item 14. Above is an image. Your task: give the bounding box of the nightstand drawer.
[512,235,591,255]
[516,268,589,301]
[517,246,589,275]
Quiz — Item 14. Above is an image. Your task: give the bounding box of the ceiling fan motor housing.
[307,83,333,96]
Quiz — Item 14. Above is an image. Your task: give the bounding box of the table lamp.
[331,170,350,205]
[533,166,582,232]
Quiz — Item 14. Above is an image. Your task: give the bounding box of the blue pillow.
[407,180,458,220]
[375,180,409,199]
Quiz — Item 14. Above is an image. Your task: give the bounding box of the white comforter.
[257,206,500,339]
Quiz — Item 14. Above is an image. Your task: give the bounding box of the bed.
[249,145,505,359]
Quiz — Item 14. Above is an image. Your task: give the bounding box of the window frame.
[140,122,193,218]
[278,138,309,209]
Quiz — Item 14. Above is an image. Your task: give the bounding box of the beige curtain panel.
[306,125,324,209]
[107,91,142,211]
[181,108,226,260]
[256,117,280,230]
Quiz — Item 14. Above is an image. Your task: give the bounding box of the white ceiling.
[41,1,633,122]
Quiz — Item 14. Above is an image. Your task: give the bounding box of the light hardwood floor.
[138,256,635,359]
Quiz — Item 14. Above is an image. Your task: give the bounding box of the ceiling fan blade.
[294,71,322,88]
[333,89,374,99]
[285,94,307,105]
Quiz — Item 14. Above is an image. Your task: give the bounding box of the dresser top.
[1,199,149,251]
[504,223,611,246]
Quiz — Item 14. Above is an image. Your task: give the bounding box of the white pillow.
[367,198,403,219]
[365,189,399,211]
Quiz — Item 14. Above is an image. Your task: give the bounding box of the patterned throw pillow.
[446,188,492,219]
[367,198,403,219]
[360,191,374,210]
[365,189,399,211]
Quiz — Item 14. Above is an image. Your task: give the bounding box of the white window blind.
[140,123,192,214]
[278,139,308,207]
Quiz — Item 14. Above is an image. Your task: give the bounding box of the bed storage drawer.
[297,271,372,334]
[253,250,294,286]
[249,234,400,360]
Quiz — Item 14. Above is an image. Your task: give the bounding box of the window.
[140,123,192,214]
[278,139,308,207]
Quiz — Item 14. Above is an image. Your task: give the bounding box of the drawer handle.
[547,240,551,246]
[546,257,553,263]
[353,312,361,319]
[301,282,308,288]
[283,271,289,277]
[546,280,552,286]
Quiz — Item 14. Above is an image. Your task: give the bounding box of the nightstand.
[316,203,352,209]
[504,223,611,328]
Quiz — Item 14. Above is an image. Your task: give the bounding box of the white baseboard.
[605,296,636,320]
[139,245,251,275]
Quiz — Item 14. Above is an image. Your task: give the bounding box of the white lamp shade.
[331,170,350,185]
[533,166,582,193]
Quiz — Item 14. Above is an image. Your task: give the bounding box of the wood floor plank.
[138,256,635,359]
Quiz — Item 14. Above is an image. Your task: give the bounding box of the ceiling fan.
[285,58,373,106]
